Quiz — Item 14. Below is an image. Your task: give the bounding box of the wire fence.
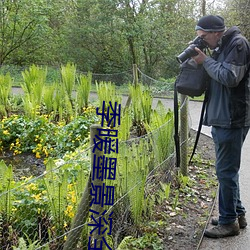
[0,66,190,249]
[0,64,175,97]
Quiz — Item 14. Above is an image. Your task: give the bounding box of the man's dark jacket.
[203,26,250,128]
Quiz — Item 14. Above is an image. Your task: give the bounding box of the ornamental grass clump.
[96,81,122,112]
[0,73,12,117]
[76,72,92,112]
[145,100,174,164]
[129,83,153,135]
[60,63,76,104]
[21,65,47,118]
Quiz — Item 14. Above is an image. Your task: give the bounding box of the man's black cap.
[195,15,225,32]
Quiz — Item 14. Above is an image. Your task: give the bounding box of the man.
[192,15,250,238]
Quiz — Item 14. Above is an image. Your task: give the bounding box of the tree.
[0,0,48,65]
[0,0,230,79]
[220,0,250,39]
[64,0,130,73]
[66,0,200,78]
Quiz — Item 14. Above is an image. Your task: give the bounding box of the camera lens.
[176,45,198,63]
[176,37,207,63]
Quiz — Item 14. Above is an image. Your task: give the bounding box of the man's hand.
[192,47,207,64]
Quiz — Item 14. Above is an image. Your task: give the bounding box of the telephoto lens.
[176,36,208,63]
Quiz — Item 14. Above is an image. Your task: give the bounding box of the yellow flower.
[65,205,74,218]
[26,183,37,191]
[32,193,42,201]
[42,147,49,157]
[3,130,9,135]
[12,207,17,212]
[14,149,22,155]
[71,195,76,204]
[36,152,41,159]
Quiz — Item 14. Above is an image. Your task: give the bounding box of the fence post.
[63,174,92,250]
[89,124,106,249]
[63,124,104,250]
[180,94,188,176]
[125,64,138,110]
[133,64,138,86]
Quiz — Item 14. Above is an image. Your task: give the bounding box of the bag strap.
[174,80,180,168]
[189,91,208,164]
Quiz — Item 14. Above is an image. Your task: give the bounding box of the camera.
[176,36,208,63]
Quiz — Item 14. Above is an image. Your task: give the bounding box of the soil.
[0,152,45,180]
[159,130,217,250]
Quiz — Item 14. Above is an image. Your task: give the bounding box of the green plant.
[52,80,75,122]
[43,159,68,224]
[76,72,92,111]
[0,161,17,248]
[113,139,152,225]
[178,172,193,190]
[129,83,152,126]
[21,65,47,96]
[172,190,180,210]
[43,84,56,114]
[52,83,66,121]
[96,81,122,113]
[0,161,15,222]
[0,115,57,157]
[0,109,98,158]
[45,63,78,122]
[13,233,49,250]
[118,109,132,141]
[12,177,49,241]
[60,62,76,102]
[21,65,47,118]
[159,182,171,201]
[117,233,163,250]
[141,89,153,124]
[145,100,174,164]
[0,73,12,117]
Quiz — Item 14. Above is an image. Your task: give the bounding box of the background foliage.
[1,0,248,80]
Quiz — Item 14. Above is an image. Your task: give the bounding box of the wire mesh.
[137,68,175,96]
[0,67,190,249]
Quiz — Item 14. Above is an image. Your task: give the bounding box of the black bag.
[174,58,209,168]
[175,58,209,97]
